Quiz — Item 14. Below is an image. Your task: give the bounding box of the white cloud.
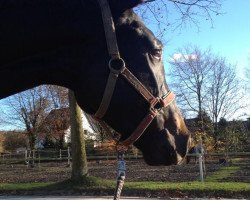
[172,53,183,60]
[170,53,198,62]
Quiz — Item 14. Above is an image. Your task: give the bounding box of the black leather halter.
[95,0,175,151]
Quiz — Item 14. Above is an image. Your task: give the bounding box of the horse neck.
[0,0,100,99]
[0,49,77,99]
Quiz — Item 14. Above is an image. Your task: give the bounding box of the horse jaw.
[136,129,190,166]
[134,105,191,166]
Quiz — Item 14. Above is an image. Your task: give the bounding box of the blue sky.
[158,0,250,76]
[140,0,250,119]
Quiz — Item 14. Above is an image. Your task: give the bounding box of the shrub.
[3,131,28,151]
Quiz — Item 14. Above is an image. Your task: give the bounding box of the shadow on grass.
[0,177,250,198]
[33,176,115,191]
[0,176,115,196]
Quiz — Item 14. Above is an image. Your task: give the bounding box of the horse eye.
[150,49,162,61]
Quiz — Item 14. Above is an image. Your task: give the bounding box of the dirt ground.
[0,158,245,183]
[0,158,249,198]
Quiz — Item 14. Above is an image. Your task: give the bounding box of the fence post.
[202,154,206,176]
[32,149,35,166]
[199,154,204,182]
[38,153,41,169]
[67,147,71,166]
[59,149,62,160]
[24,150,27,160]
[24,150,28,165]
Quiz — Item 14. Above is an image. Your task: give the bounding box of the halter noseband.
[94,0,175,151]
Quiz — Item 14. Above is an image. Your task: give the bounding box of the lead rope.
[92,116,126,200]
[114,152,126,200]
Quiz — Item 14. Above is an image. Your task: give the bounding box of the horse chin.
[142,150,184,166]
[136,129,190,166]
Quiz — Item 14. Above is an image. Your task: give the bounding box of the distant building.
[40,108,101,146]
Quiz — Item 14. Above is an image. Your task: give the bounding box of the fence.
[0,148,142,165]
[1,149,249,164]
[186,151,250,182]
[1,149,249,182]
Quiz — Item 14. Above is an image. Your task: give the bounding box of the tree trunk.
[68,90,88,182]
[28,132,36,150]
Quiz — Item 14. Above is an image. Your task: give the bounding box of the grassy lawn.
[0,164,249,197]
[0,178,249,192]
[205,166,240,182]
[125,181,250,192]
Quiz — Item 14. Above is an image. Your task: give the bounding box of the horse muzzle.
[139,128,190,166]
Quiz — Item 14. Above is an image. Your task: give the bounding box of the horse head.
[74,0,191,165]
[0,0,190,166]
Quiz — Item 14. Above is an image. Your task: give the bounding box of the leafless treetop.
[137,0,223,37]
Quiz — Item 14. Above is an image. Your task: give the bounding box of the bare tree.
[45,85,68,109]
[137,0,223,36]
[206,58,243,129]
[245,58,250,92]
[0,115,4,127]
[169,46,244,147]
[3,86,50,150]
[206,58,245,146]
[169,45,215,119]
[246,66,250,84]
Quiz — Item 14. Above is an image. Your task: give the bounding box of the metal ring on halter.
[109,57,126,74]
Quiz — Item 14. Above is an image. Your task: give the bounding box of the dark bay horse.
[0,0,190,165]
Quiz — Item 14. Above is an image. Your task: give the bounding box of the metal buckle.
[149,97,162,113]
[109,57,126,74]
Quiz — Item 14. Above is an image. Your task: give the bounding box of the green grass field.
[0,177,249,193]
[0,160,249,198]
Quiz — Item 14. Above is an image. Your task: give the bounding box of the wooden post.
[32,149,35,166]
[199,154,204,182]
[24,150,28,166]
[38,154,41,169]
[25,150,27,160]
[202,154,206,176]
[67,147,71,167]
[59,149,62,160]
